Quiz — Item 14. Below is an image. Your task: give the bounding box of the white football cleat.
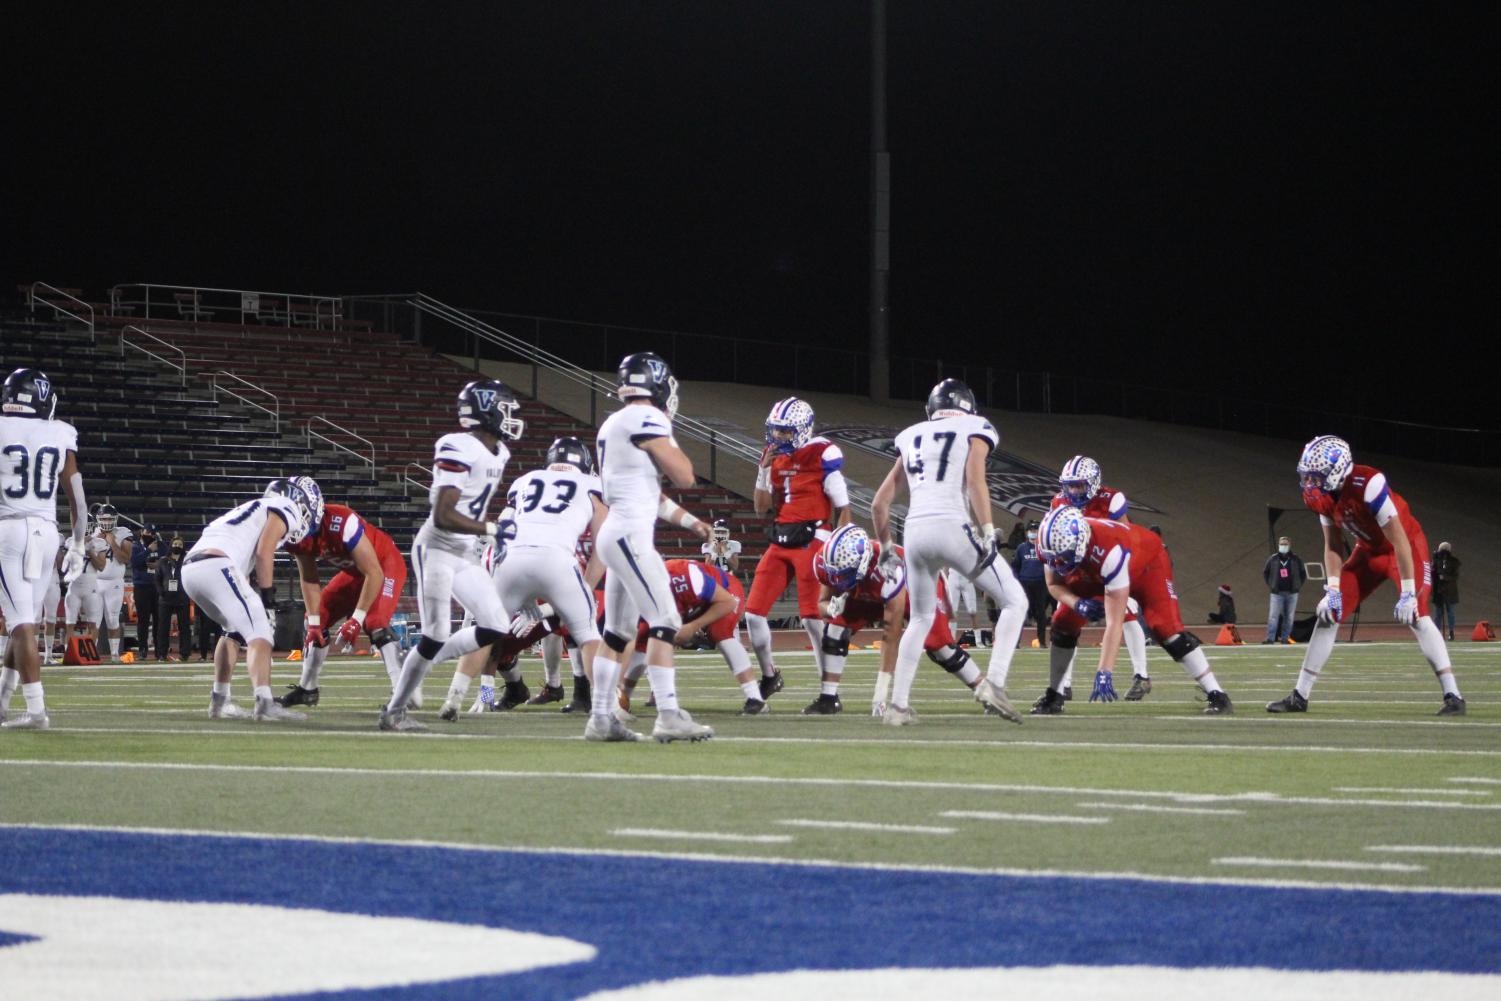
[1,711,50,730]
[882,704,918,727]
[974,679,1023,724]
[652,708,714,743]
[253,697,307,722]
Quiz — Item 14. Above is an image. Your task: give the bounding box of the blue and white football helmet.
[291,476,325,533]
[1037,505,1091,572]
[925,378,977,419]
[1297,435,1353,495]
[2,367,57,420]
[814,524,874,593]
[1058,456,1102,507]
[458,380,525,441]
[765,397,815,454]
[617,352,679,419]
[263,478,314,544]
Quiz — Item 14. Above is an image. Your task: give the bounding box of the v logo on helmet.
[472,389,498,411]
[646,359,668,383]
[33,377,50,401]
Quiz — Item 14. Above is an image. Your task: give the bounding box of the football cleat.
[612,704,639,724]
[973,679,1023,724]
[208,693,248,719]
[527,683,566,706]
[438,698,461,722]
[1203,690,1234,715]
[378,708,426,732]
[1030,689,1066,715]
[253,697,307,722]
[1,710,49,730]
[584,712,644,742]
[1062,685,1073,701]
[561,677,591,714]
[737,697,769,716]
[652,708,714,743]
[801,693,843,716]
[881,704,918,726]
[494,680,531,711]
[758,671,784,701]
[1265,691,1308,714]
[1124,675,1152,701]
[275,684,320,708]
[1437,694,1467,717]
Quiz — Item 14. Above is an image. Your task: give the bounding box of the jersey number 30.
[2,444,62,500]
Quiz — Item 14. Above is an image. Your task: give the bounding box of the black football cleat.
[800,693,843,716]
[1204,690,1234,715]
[1030,689,1066,715]
[1437,693,1467,717]
[527,683,566,706]
[738,698,769,716]
[1266,691,1308,714]
[1061,685,1073,702]
[276,684,320,708]
[758,671,784,701]
[493,680,531,711]
[561,676,591,714]
[1124,675,1152,701]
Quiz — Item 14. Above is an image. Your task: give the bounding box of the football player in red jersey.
[809,524,991,718]
[1034,505,1233,716]
[277,478,409,708]
[1050,456,1152,701]
[1268,436,1464,716]
[744,398,851,702]
[618,559,763,715]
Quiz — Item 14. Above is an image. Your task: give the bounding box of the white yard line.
[611,828,793,844]
[2,821,1492,897]
[1334,787,1491,796]
[1366,845,1501,857]
[1075,801,1246,816]
[940,810,1109,825]
[1213,856,1426,873]
[774,819,956,835]
[1448,777,1501,786]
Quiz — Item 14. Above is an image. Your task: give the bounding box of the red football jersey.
[664,558,723,621]
[286,503,400,572]
[1050,485,1129,521]
[1064,518,1165,591]
[1303,464,1422,552]
[768,438,844,526]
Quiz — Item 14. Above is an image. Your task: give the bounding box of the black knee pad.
[926,645,970,674]
[821,624,850,658]
[473,627,506,648]
[1162,631,1201,661]
[646,625,678,643]
[416,635,444,659]
[225,631,246,645]
[1052,631,1079,650]
[368,627,395,649]
[602,630,629,653]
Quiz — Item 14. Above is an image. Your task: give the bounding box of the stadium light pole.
[869,0,891,401]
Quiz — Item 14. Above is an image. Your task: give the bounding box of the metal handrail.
[208,370,280,431]
[28,282,96,344]
[119,325,188,385]
[110,282,342,325]
[306,416,376,471]
[400,461,431,498]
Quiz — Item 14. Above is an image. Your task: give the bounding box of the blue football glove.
[1074,598,1105,622]
[1316,584,1343,625]
[1394,590,1417,625]
[1090,670,1118,703]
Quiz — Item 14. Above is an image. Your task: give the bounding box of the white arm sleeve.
[1363,473,1399,527]
[822,469,850,509]
[1100,545,1132,592]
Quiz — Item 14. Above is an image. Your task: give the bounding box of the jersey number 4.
[2,444,62,500]
[904,432,956,482]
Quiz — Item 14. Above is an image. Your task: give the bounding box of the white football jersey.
[506,467,603,552]
[95,525,134,581]
[597,403,673,529]
[894,414,999,523]
[426,431,509,548]
[190,495,303,574]
[0,415,78,522]
[81,536,104,582]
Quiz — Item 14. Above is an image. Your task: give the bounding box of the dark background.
[5,3,1495,425]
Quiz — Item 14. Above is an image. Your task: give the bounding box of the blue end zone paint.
[0,827,1497,1000]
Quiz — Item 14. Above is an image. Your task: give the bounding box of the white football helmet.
[1037,505,1091,572]
[1297,435,1353,495]
[291,475,325,532]
[96,503,119,533]
[1058,456,1101,507]
[814,523,874,593]
[263,478,313,544]
[765,397,815,454]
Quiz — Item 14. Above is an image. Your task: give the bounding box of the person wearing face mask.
[1262,536,1307,643]
[130,525,161,659]
[155,535,193,662]
[1011,520,1051,647]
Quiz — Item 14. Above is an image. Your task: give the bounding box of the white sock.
[1297,622,1338,698]
[1411,618,1460,697]
[892,615,932,708]
[1124,619,1149,677]
[1179,647,1220,693]
[740,679,761,700]
[542,635,563,687]
[1061,650,1076,691]
[379,640,402,685]
[389,647,433,711]
[499,665,523,684]
[976,568,1026,685]
[821,680,840,696]
[955,660,981,687]
[647,665,678,712]
[299,645,328,689]
[212,681,231,698]
[802,618,826,675]
[569,645,586,678]
[22,681,45,715]
[872,671,891,709]
[590,654,620,716]
[253,684,273,702]
[744,613,777,676]
[447,672,473,700]
[109,636,121,657]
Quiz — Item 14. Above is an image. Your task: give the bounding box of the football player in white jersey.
[40,544,64,663]
[941,566,984,645]
[871,378,1029,726]
[0,368,90,730]
[380,380,522,731]
[182,479,314,720]
[63,514,105,654]
[589,351,714,743]
[436,436,609,720]
[91,504,135,661]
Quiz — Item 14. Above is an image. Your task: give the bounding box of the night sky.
[7,3,1495,425]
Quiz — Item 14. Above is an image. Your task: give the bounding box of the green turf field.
[2,642,1496,894]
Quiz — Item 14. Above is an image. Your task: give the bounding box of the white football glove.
[871,700,887,718]
[1315,584,1343,626]
[878,546,902,579]
[508,605,544,637]
[1394,590,1418,625]
[826,592,847,618]
[60,541,86,584]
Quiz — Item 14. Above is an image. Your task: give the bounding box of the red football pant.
[1337,533,1432,618]
[318,551,407,631]
[746,542,823,618]
[1051,555,1184,643]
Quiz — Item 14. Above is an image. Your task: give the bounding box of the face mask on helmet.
[457,380,525,441]
[815,525,874,593]
[1058,456,1101,506]
[616,352,679,419]
[712,520,731,544]
[97,505,119,532]
[764,398,815,455]
[1296,435,1353,496]
[1038,507,1090,572]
